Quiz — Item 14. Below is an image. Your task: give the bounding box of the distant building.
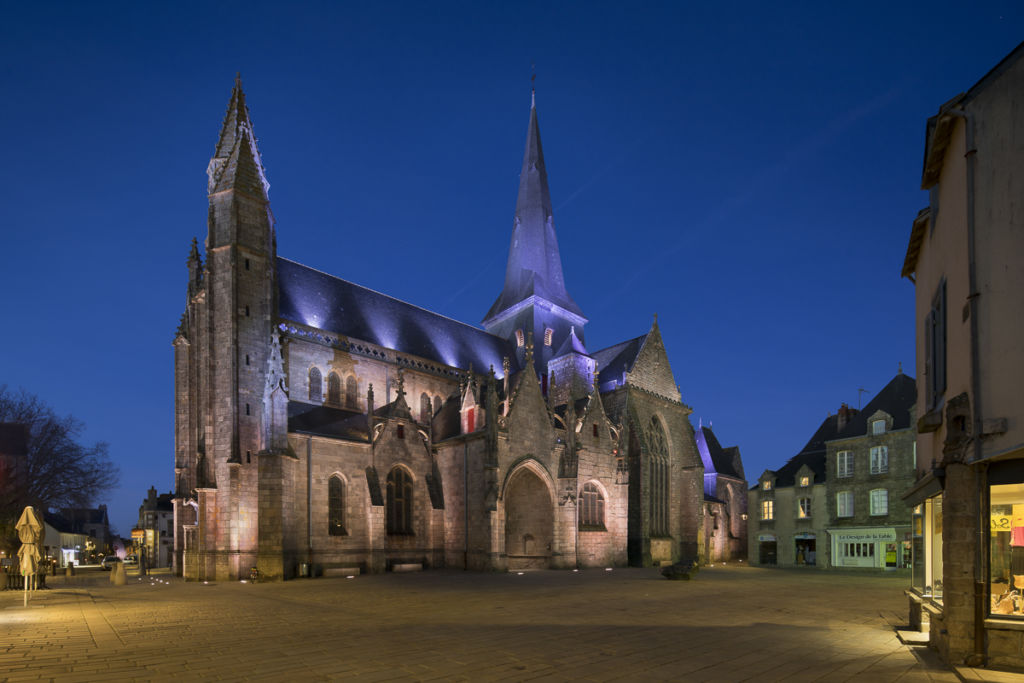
[901,41,1024,668]
[136,487,174,568]
[824,374,917,570]
[695,424,747,563]
[41,514,89,567]
[59,505,113,556]
[749,373,916,570]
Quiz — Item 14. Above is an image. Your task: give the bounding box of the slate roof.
[277,257,517,375]
[695,426,744,479]
[591,334,647,389]
[485,100,583,322]
[758,372,917,489]
[553,326,590,358]
[288,402,368,441]
[832,372,917,439]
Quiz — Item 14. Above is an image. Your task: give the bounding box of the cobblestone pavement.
[0,564,959,682]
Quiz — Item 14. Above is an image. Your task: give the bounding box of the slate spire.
[206,74,270,198]
[484,93,583,323]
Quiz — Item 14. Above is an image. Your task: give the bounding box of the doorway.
[504,466,554,570]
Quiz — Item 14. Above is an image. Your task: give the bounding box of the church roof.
[553,326,590,358]
[484,96,583,323]
[591,334,647,388]
[277,257,516,376]
[695,426,743,479]
[288,402,368,441]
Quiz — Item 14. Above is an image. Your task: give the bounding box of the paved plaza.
[0,564,970,681]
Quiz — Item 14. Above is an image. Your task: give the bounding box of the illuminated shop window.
[989,482,1024,616]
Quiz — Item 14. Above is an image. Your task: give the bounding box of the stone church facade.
[173,79,711,581]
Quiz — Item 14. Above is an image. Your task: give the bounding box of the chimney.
[837,403,850,430]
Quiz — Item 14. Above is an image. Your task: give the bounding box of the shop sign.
[830,528,896,542]
[758,534,777,542]
[131,528,145,541]
[793,533,816,539]
[992,514,1013,532]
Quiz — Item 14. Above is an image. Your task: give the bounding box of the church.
[172,78,730,581]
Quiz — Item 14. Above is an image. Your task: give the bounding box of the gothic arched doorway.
[504,465,554,570]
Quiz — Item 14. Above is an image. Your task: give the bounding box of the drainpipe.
[947,106,985,667]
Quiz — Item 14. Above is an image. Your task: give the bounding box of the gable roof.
[591,334,647,391]
[277,257,516,376]
[695,426,743,479]
[832,372,917,440]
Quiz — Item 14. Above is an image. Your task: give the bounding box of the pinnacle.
[207,76,269,198]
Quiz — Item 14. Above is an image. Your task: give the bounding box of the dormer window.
[872,419,885,435]
[515,329,524,347]
[544,328,553,346]
[762,480,772,491]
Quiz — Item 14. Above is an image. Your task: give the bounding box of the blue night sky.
[1,1,1021,536]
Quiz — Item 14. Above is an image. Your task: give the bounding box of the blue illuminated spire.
[484,93,583,323]
[206,74,269,199]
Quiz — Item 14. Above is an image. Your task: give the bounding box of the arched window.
[580,482,605,529]
[308,367,323,402]
[387,467,414,535]
[646,417,670,536]
[433,395,442,415]
[328,475,345,536]
[420,392,431,424]
[327,372,341,405]
[345,375,358,410]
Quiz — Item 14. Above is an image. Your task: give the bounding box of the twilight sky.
[1,1,1021,537]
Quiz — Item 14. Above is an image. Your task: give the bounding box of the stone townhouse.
[750,372,915,569]
[172,78,719,581]
[901,41,1024,669]
[824,373,916,570]
[137,487,174,568]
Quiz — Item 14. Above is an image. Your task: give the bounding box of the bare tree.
[0,386,119,553]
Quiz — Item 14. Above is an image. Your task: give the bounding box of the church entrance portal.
[504,467,554,570]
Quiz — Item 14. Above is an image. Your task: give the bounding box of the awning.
[902,470,944,506]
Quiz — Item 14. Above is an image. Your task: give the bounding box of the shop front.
[829,527,909,569]
[793,532,816,566]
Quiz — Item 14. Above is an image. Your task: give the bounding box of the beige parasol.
[16,506,44,606]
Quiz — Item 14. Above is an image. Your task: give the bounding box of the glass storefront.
[989,483,1024,616]
[911,497,943,598]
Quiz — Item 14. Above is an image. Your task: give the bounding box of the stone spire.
[206,74,269,199]
[484,94,583,323]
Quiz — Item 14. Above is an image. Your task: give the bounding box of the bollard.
[113,562,127,586]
